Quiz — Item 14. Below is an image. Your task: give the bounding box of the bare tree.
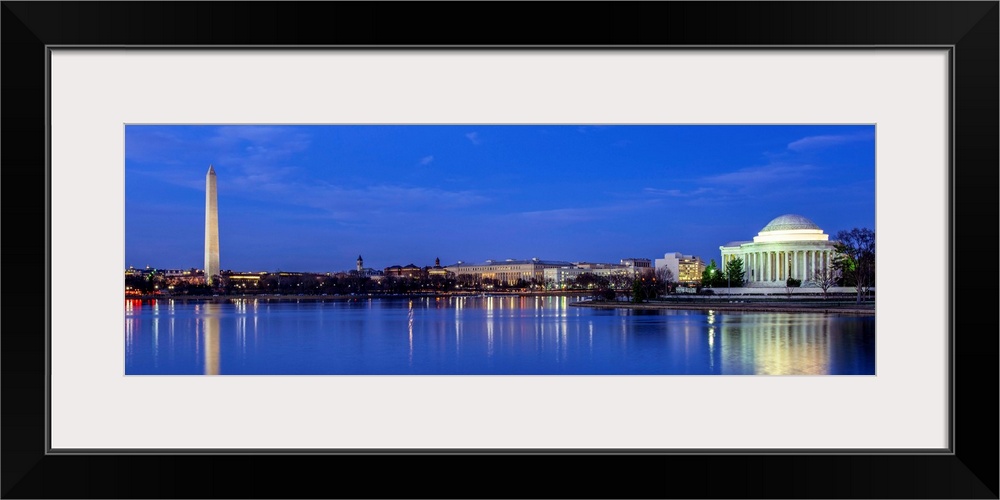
[635,268,658,301]
[655,266,675,295]
[834,228,876,304]
[810,265,841,300]
[608,272,634,301]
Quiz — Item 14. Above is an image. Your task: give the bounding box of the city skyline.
[125,124,876,272]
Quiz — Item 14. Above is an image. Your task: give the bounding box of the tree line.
[561,268,672,303]
[129,267,677,303]
[125,228,874,303]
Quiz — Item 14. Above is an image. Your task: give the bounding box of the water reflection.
[715,313,831,374]
[408,300,414,365]
[203,303,220,375]
[125,297,874,375]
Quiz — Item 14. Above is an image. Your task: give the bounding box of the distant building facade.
[445,258,572,286]
[223,271,265,288]
[163,268,201,278]
[718,214,838,287]
[384,264,425,279]
[426,257,450,279]
[543,265,635,287]
[654,253,706,286]
[539,258,656,287]
[354,255,384,278]
[356,268,384,278]
[126,266,207,286]
[620,258,652,269]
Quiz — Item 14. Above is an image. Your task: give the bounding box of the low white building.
[654,252,706,286]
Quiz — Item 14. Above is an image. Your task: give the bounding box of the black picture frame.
[3,2,996,498]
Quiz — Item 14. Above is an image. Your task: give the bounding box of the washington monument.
[204,165,220,285]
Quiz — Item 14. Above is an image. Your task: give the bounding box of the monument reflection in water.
[124,296,875,375]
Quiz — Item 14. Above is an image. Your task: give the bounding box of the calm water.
[125,296,875,375]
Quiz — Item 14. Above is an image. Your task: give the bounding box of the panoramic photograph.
[125,124,876,375]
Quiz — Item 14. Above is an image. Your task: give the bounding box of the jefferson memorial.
[720,214,838,287]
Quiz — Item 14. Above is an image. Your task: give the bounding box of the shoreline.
[126,293,875,314]
[570,300,875,315]
[126,291,595,301]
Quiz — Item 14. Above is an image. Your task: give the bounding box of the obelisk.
[204,165,220,286]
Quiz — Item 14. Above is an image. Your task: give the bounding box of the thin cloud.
[227,165,299,191]
[787,131,874,152]
[517,199,660,223]
[518,207,607,223]
[234,179,490,221]
[360,185,487,208]
[643,187,712,197]
[419,155,434,166]
[126,126,312,187]
[125,130,189,164]
[465,132,482,145]
[701,164,818,185]
[127,168,204,191]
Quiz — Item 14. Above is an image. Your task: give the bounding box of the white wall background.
[50,50,948,450]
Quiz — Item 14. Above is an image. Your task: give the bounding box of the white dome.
[752,214,829,243]
[760,214,821,232]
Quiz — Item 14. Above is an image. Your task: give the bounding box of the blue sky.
[125,125,875,272]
